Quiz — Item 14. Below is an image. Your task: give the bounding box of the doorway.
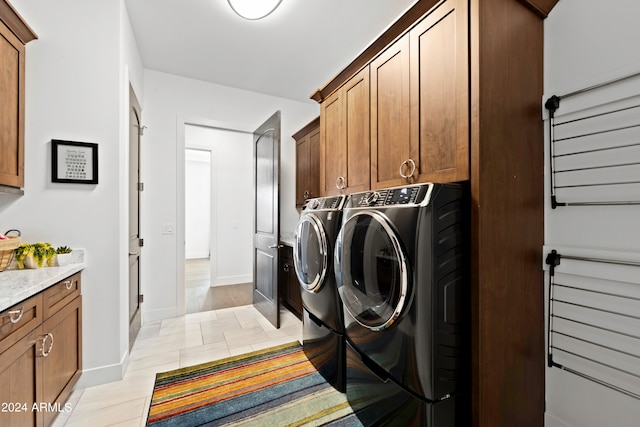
[183,122,254,314]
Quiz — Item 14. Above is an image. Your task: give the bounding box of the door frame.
[176,116,255,315]
[128,84,143,350]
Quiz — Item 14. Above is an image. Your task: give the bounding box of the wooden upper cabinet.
[370,34,411,190]
[320,67,370,196]
[409,0,469,183]
[370,0,469,190]
[294,117,320,206]
[0,0,37,191]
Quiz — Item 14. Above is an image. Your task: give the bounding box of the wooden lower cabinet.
[41,295,81,426]
[279,245,301,318]
[0,327,43,427]
[0,273,82,427]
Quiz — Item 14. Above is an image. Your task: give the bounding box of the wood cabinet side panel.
[470,0,545,425]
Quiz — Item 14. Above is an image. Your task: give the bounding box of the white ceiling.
[124,0,417,104]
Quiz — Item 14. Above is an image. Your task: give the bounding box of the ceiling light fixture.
[227,0,283,20]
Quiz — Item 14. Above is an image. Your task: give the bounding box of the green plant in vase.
[15,242,56,268]
[15,244,34,269]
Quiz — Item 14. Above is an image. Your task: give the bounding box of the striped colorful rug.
[146,341,363,426]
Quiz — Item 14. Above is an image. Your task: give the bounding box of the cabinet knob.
[283,263,290,272]
[399,159,416,179]
[303,191,310,199]
[335,176,346,190]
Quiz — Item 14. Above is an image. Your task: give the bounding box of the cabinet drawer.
[43,273,81,320]
[0,293,43,355]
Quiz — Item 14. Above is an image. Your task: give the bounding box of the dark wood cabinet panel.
[320,67,370,196]
[294,117,320,207]
[409,0,469,183]
[41,296,82,427]
[0,327,43,427]
[279,245,301,317]
[370,33,411,189]
[0,0,36,191]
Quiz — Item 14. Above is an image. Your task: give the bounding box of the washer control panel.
[302,195,345,211]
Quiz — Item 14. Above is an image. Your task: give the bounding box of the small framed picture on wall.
[51,139,99,184]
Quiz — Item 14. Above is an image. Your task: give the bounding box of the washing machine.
[334,183,469,425]
[294,195,346,392]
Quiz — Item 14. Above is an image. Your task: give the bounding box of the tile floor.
[51,305,302,426]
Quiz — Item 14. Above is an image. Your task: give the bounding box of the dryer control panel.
[347,184,433,208]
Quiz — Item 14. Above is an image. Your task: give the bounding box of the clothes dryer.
[335,183,469,425]
[294,195,346,392]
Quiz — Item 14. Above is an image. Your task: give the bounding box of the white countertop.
[0,263,85,312]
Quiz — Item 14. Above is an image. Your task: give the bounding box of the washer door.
[335,211,409,331]
[294,213,328,293]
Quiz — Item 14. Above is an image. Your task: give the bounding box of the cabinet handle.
[283,262,290,272]
[335,176,346,190]
[7,307,24,324]
[40,333,54,357]
[268,244,284,249]
[64,280,73,290]
[303,191,310,199]
[399,159,416,179]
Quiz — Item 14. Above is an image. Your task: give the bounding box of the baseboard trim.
[75,351,129,389]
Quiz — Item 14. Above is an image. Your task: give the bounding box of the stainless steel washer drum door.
[335,211,409,331]
[294,213,328,293]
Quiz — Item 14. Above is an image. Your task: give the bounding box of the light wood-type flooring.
[185,258,253,313]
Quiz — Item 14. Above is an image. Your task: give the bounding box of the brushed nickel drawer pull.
[8,307,24,324]
[41,333,54,357]
[64,280,73,290]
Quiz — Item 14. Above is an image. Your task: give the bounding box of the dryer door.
[294,213,328,293]
[335,211,409,331]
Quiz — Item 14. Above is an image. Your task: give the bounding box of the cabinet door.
[295,125,320,206]
[409,0,469,183]
[0,327,43,427]
[41,296,82,427]
[320,90,346,196]
[344,67,370,194]
[0,20,26,188]
[307,127,320,200]
[320,67,370,196]
[371,33,411,190]
[296,136,310,206]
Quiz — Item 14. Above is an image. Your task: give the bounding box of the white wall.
[0,0,145,387]
[185,149,211,259]
[544,1,640,426]
[141,70,318,321]
[185,126,253,286]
